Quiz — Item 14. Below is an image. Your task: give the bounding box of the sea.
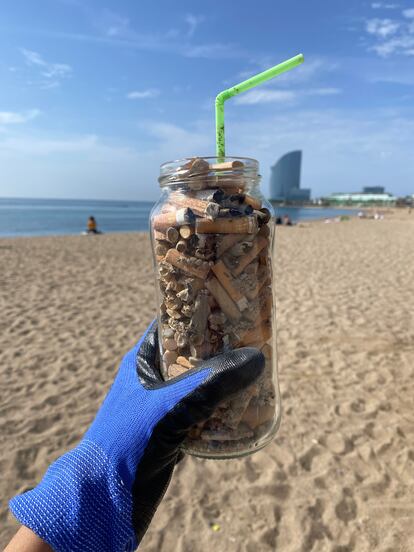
[0,197,358,238]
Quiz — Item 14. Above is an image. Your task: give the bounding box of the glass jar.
[150,156,280,458]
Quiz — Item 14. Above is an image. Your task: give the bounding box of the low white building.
[327,193,396,205]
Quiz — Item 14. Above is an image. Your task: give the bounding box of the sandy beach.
[1,214,414,551]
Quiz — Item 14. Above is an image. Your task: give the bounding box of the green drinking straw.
[215,53,304,157]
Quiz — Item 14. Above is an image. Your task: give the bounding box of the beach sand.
[1,215,414,551]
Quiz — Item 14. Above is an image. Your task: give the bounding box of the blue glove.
[9,321,264,551]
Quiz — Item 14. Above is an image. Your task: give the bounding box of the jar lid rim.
[160,156,258,170]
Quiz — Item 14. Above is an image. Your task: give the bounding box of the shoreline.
[0,207,364,240]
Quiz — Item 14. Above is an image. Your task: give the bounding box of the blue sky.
[0,0,414,200]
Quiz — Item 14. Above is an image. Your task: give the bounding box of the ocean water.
[0,198,155,237]
[0,198,358,238]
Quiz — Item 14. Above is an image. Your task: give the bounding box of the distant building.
[326,192,396,205]
[362,186,385,194]
[269,150,311,203]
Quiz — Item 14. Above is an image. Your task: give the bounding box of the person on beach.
[87,216,98,234]
[5,321,264,552]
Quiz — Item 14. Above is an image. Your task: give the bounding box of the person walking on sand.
[87,216,98,234]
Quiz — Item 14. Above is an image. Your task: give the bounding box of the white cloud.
[36,18,245,60]
[403,8,414,18]
[126,89,160,99]
[371,2,399,9]
[185,14,205,37]
[21,48,72,79]
[366,18,400,37]
[99,9,130,37]
[40,80,60,90]
[1,134,97,154]
[1,107,414,199]
[364,8,414,56]
[372,34,414,55]
[184,42,243,59]
[0,109,40,125]
[234,87,341,105]
[235,90,296,105]
[310,87,341,96]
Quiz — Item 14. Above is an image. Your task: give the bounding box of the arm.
[5,526,53,552]
[8,321,264,551]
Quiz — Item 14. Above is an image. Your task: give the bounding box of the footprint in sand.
[30,413,61,434]
[302,498,333,551]
[14,447,39,479]
[335,488,358,524]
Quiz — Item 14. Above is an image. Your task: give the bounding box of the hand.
[9,321,264,551]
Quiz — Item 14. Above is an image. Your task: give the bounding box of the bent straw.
[215,53,304,157]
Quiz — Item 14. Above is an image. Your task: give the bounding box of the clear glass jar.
[150,156,280,458]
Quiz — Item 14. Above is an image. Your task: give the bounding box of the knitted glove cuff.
[9,439,137,552]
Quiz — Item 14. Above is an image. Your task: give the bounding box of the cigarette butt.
[171,194,220,220]
[187,180,207,191]
[163,350,178,367]
[196,216,258,234]
[261,343,272,360]
[258,224,270,238]
[206,276,241,322]
[239,322,271,346]
[175,332,188,349]
[176,240,187,253]
[179,225,195,239]
[189,291,210,336]
[166,227,179,244]
[190,333,204,346]
[245,281,266,301]
[190,342,211,359]
[244,194,262,210]
[217,233,249,256]
[253,293,272,325]
[166,308,182,320]
[245,270,271,300]
[232,236,268,277]
[188,356,205,366]
[153,208,195,230]
[163,327,175,338]
[189,157,210,175]
[162,337,178,351]
[168,363,189,378]
[165,248,211,279]
[160,203,176,214]
[220,186,243,195]
[254,208,271,226]
[192,189,225,202]
[259,208,271,224]
[211,260,248,310]
[242,403,274,430]
[155,242,169,256]
[176,356,193,369]
[154,230,167,241]
[218,208,245,218]
[259,288,273,320]
[210,160,244,170]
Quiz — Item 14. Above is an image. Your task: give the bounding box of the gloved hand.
[9,321,264,551]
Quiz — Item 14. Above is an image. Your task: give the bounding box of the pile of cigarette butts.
[152,158,276,452]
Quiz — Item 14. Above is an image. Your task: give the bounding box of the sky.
[0,0,414,200]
